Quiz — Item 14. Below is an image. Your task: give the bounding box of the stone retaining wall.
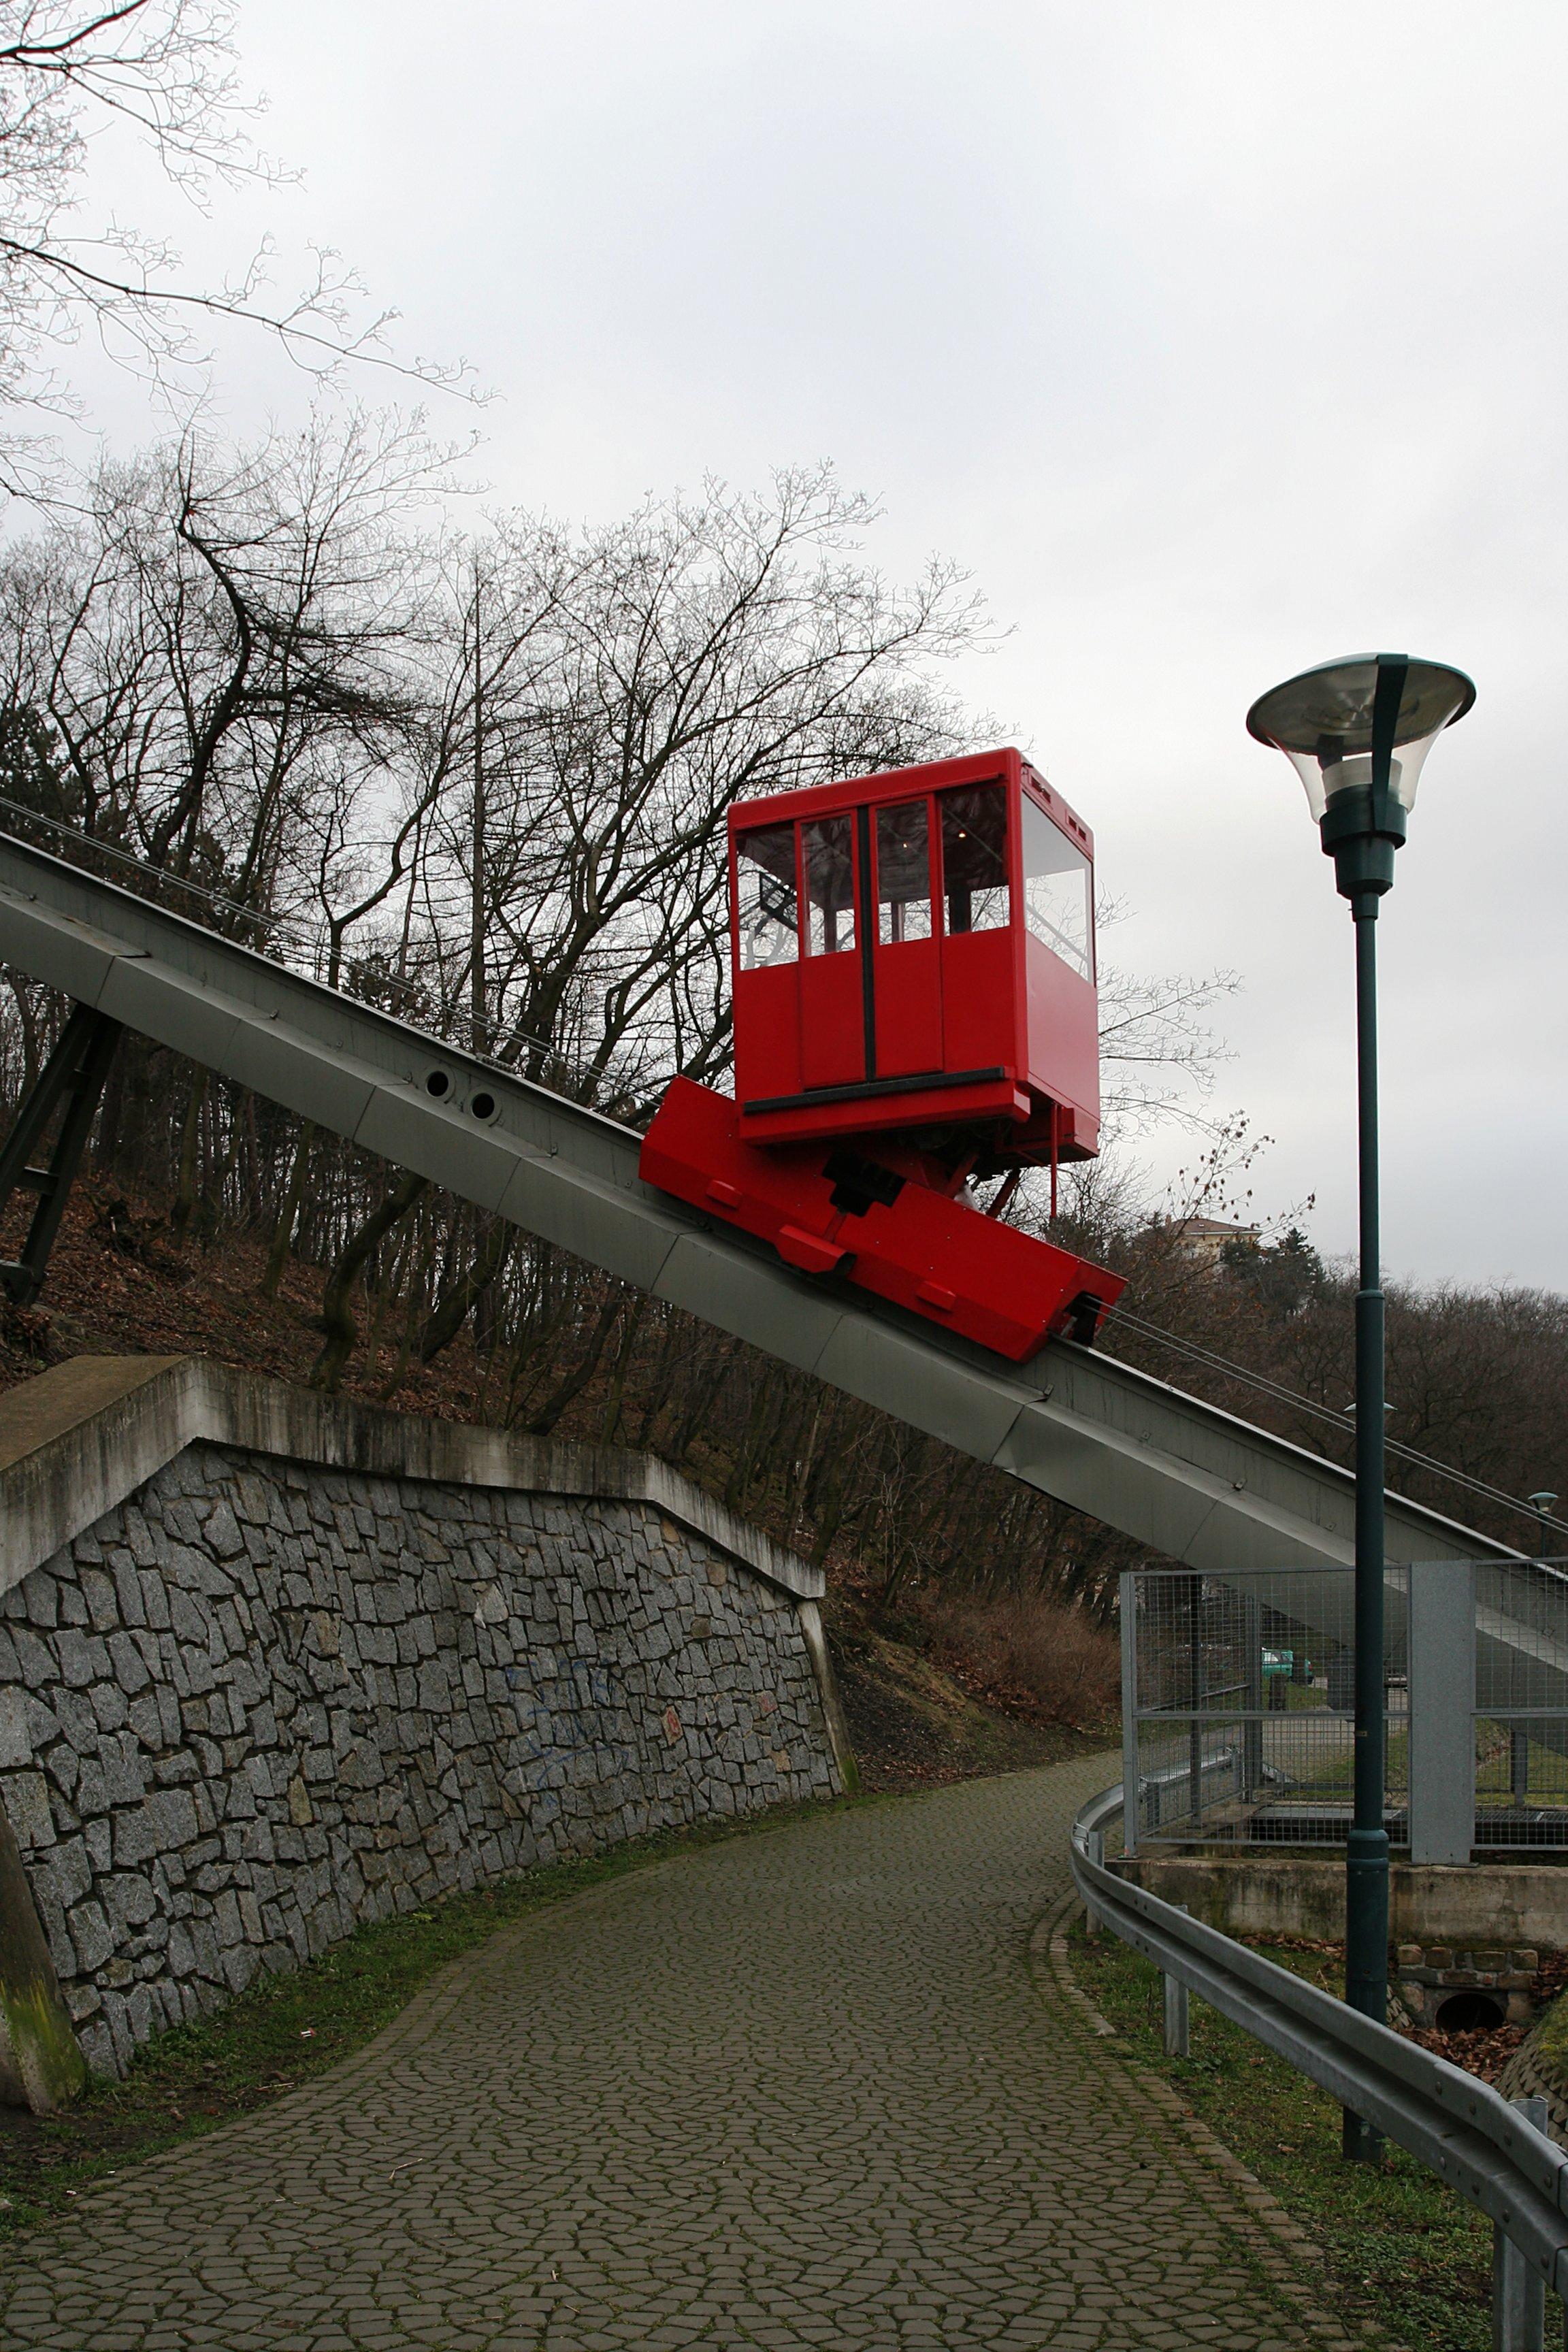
[0,1359,851,2085]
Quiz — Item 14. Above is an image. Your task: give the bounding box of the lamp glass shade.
[1247,654,1475,820]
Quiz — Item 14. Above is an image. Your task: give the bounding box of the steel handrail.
[1069,1784,1568,2297]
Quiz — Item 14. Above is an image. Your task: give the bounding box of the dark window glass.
[940,785,1009,934]
[803,815,857,955]
[736,825,798,968]
[876,801,932,943]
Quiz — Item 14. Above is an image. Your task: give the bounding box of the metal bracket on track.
[0,1002,122,1305]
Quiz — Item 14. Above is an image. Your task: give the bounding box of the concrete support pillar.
[1408,1561,1475,1867]
[794,1600,860,1797]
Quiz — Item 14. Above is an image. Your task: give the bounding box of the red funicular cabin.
[640,748,1125,1361]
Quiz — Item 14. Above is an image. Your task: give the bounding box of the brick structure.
[1394,1940,1538,2027]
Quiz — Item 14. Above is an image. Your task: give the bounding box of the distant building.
[1160,1214,1262,1267]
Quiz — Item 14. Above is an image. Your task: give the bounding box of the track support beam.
[0,1003,122,1306]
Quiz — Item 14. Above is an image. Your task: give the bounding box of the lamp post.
[1247,652,1474,2163]
[1530,1492,1560,1560]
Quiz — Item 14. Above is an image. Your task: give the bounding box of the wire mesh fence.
[1124,1566,1406,1848]
[1123,1558,1568,1855]
[1475,1557,1568,1847]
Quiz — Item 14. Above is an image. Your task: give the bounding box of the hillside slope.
[0,1179,1113,1793]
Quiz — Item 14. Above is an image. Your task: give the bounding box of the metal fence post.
[1162,1969,1190,2058]
[1243,1587,1264,1801]
[1084,1827,1104,1937]
[1493,2095,1548,2352]
[1409,1559,1476,1865]
[1120,1570,1139,1857]
[1187,1573,1204,1829]
[1163,1906,1190,2059]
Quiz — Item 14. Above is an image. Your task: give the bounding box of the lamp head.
[1529,1491,1560,1514]
[1247,653,1475,902]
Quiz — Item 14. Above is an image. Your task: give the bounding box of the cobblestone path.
[1,1755,1356,2351]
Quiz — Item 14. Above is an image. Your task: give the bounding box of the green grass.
[1474,1719,1568,1805]
[0,1792,870,2247]
[1068,1918,1547,2352]
[1533,1984,1568,2085]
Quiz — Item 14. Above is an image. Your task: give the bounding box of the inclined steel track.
[0,826,1520,1575]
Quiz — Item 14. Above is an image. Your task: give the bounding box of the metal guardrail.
[1071,1783,1568,2346]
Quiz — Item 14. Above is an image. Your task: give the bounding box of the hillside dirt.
[0,1179,493,1422]
[0,1177,1111,1793]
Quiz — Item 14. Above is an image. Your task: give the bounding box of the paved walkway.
[2,1757,1356,2351]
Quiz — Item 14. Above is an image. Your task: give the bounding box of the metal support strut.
[0,1003,122,1306]
[1492,2095,1548,2351]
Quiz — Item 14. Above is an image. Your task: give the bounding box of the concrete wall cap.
[0,1356,823,1604]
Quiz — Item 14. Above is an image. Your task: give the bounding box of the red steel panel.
[939,926,1017,1079]
[873,932,942,1077]
[733,961,801,1111]
[640,1077,1124,1362]
[800,951,863,1090]
[728,746,1098,1165]
[1022,932,1099,1132]
[737,1074,1024,1151]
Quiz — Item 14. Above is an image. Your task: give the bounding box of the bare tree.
[421,468,985,1109]
[0,1,467,486]
[397,468,987,1364]
[0,408,451,893]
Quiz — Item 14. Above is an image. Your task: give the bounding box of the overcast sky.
[68,2,1568,1290]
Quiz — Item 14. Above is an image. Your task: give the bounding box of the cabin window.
[736,825,799,968]
[940,785,1009,933]
[803,815,857,955]
[876,801,932,943]
[1021,795,1093,980]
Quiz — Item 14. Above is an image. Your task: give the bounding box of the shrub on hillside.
[918,1592,1120,1733]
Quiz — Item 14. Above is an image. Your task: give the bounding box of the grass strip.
[1066,1917,1561,2352]
[0,1791,870,2245]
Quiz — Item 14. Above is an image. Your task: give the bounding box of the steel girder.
[0,828,1519,1575]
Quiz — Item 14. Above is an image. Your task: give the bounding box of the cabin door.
[938,781,1014,1073]
[798,812,866,1090]
[870,798,942,1079]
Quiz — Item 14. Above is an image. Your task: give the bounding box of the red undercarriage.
[640,1077,1126,1363]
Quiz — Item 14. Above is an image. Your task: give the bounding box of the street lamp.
[1247,651,1474,2164]
[1529,1492,1560,1561]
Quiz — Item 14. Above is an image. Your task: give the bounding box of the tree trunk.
[787,1392,826,1548]
[599,1294,648,1444]
[725,1365,783,1510]
[6,978,39,1100]
[169,1068,208,1246]
[310,1167,430,1394]
[632,1309,683,1448]
[521,1289,624,1436]
[378,1221,440,1402]
[668,1337,736,1467]
[262,1122,314,1298]
[415,1215,512,1365]
[811,1406,877,1571]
